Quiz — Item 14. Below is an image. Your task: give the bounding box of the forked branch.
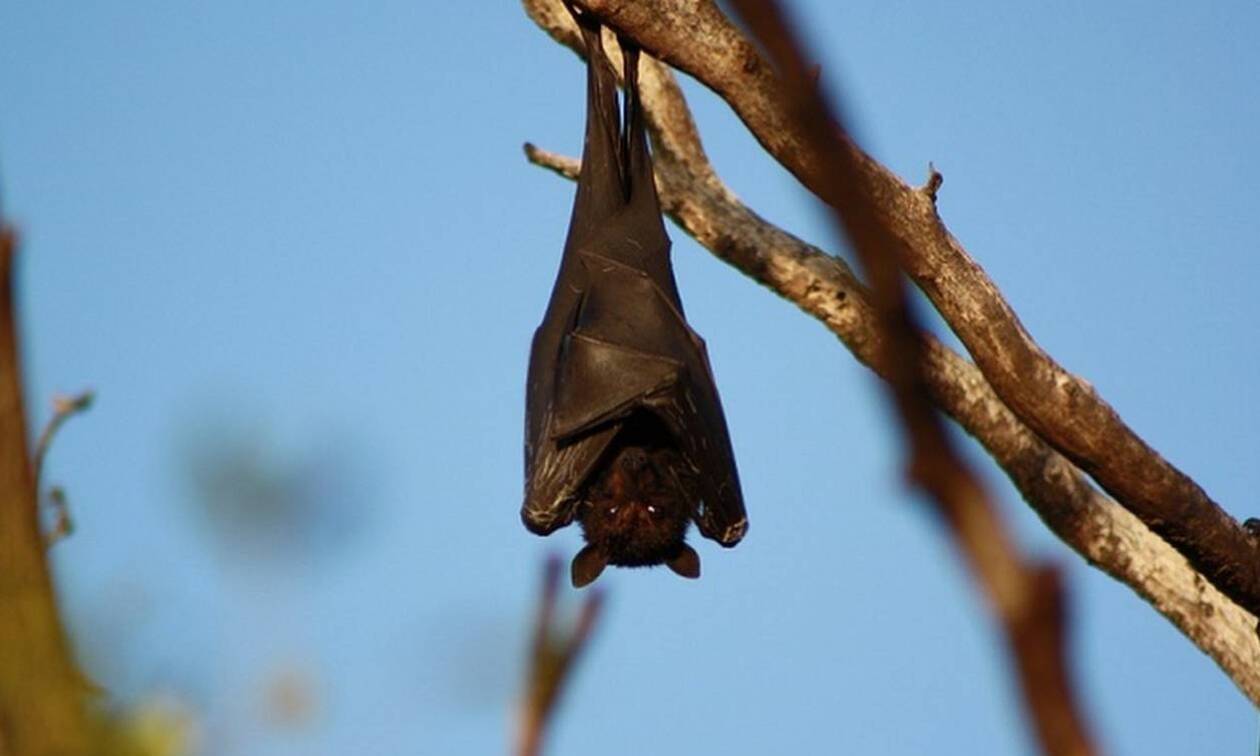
[539,0,1260,621]
[520,0,1260,723]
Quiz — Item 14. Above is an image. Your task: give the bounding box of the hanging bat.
[522,9,747,588]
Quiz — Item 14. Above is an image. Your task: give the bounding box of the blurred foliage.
[258,664,319,729]
[49,407,377,756]
[178,412,369,567]
[94,694,201,756]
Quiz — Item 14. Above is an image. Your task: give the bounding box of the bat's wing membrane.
[551,332,683,441]
[521,417,616,536]
[523,260,688,535]
[559,252,748,547]
[643,340,748,548]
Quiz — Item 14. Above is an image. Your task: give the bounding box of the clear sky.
[1,1,1257,754]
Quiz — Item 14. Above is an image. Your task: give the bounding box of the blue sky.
[1,1,1257,754]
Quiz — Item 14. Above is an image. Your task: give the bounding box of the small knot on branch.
[44,487,73,548]
[922,163,944,203]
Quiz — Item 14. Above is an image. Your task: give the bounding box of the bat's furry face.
[569,414,702,587]
[581,444,691,565]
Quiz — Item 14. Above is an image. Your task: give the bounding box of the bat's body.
[522,13,746,587]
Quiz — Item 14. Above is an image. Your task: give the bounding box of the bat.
[521,8,747,588]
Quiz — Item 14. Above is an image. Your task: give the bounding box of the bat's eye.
[646,504,659,515]
[608,506,619,515]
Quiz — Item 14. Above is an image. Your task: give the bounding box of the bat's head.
[570,414,701,588]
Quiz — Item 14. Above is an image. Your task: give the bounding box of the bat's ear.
[571,545,608,588]
[666,545,701,580]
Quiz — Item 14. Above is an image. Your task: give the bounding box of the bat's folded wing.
[551,333,683,441]
[521,328,680,536]
[536,258,748,547]
[521,418,617,536]
[645,359,748,548]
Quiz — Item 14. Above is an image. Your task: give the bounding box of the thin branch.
[546,0,1260,619]
[33,389,94,489]
[31,390,93,548]
[521,0,1260,709]
[515,556,606,756]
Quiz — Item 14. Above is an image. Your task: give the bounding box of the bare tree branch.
[0,222,94,754]
[515,556,605,756]
[520,0,1260,707]
[541,0,1260,620]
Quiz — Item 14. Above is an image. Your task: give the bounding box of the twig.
[540,0,1260,619]
[30,391,93,548]
[515,556,605,756]
[32,390,94,489]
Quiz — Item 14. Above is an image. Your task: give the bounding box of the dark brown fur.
[569,414,702,587]
[579,420,693,566]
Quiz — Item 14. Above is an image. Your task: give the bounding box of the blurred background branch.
[515,557,604,756]
[724,2,1095,753]
[0,220,94,754]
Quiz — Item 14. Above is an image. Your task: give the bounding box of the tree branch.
[515,556,605,756]
[544,0,1260,621]
[519,0,1260,707]
[0,222,94,754]
[696,0,1094,750]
